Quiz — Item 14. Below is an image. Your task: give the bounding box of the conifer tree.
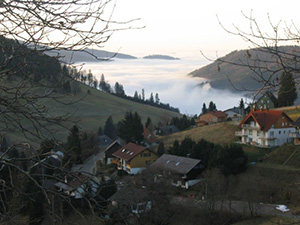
[64,125,82,166]
[118,111,144,144]
[104,116,116,139]
[202,103,207,114]
[278,72,297,107]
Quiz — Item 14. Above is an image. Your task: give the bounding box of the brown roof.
[112,142,147,161]
[108,186,149,204]
[209,110,228,118]
[239,109,293,131]
[142,127,158,144]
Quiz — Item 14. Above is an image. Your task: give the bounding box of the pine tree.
[155,93,160,104]
[142,89,145,101]
[104,116,116,139]
[145,117,152,128]
[208,101,216,112]
[239,98,245,109]
[134,91,139,99]
[98,126,103,135]
[64,125,82,166]
[149,93,154,103]
[157,142,165,155]
[202,103,207,114]
[118,111,144,144]
[278,72,297,107]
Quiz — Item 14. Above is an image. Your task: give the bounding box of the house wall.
[256,95,275,109]
[130,150,159,168]
[241,127,295,147]
[274,115,293,129]
[199,114,218,123]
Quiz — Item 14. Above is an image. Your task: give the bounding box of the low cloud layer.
[84,58,242,115]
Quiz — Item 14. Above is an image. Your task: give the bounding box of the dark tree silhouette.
[277,72,297,107]
[118,111,144,144]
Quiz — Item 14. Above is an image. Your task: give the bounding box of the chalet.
[150,154,206,189]
[289,117,300,145]
[112,142,159,175]
[98,135,113,148]
[224,107,244,121]
[108,186,151,214]
[255,91,278,109]
[142,127,158,147]
[156,125,180,136]
[72,154,98,175]
[54,173,100,199]
[197,111,227,125]
[104,140,122,164]
[236,109,294,147]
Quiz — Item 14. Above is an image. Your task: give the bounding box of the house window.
[141,153,151,157]
[249,130,253,135]
[282,122,284,126]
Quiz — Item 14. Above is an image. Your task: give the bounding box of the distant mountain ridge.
[47,48,137,63]
[189,46,300,92]
[143,54,180,60]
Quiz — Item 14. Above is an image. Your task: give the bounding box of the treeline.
[66,66,180,113]
[169,115,195,130]
[169,138,248,176]
[0,36,62,85]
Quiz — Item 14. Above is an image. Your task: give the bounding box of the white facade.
[238,122,295,147]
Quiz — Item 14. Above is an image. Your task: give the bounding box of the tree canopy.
[118,111,144,144]
[277,72,297,107]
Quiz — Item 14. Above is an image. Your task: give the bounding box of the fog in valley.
[83,58,243,115]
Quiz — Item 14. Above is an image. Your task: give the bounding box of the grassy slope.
[6,80,181,145]
[159,122,240,149]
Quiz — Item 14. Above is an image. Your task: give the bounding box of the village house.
[104,140,122,164]
[142,127,158,147]
[236,109,294,147]
[254,91,278,110]
[112,142,159,175]
[108,186,151,214]
[150,154,206,189]
[289,117,300,145]
[98,135,113,149]
[224,107,244,121]
[196,111,227,126]
[155,125,180,136]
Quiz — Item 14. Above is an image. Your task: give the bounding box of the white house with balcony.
[236,109,294,147]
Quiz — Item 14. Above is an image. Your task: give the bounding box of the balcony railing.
[258,135,275,140]
[242,124,260,130]
[112,159,121,166]
[289,132,300,138]
[235,131,246,136]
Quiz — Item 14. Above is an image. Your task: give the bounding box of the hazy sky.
[102,0,300,59]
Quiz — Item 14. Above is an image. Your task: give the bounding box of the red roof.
[112,142,147,161]
[209,111,227,118]
[142,127,158,144]
[239,109,293,131]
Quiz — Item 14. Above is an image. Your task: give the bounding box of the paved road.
[171,196,299,219]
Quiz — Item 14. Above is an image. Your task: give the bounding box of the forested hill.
[189,46,300,92]
[143,54,180,60]
[46,48,137,63]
